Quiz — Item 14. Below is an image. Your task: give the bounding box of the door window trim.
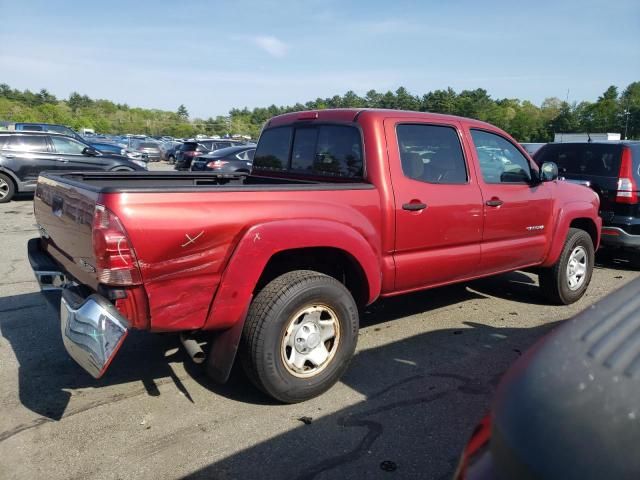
[395,122,470,185]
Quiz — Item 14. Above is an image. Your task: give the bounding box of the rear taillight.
[92,205,142,285]
[206,160,228,169]
[616,147,637,204]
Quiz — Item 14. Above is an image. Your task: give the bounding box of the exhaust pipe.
[180,333,206,364]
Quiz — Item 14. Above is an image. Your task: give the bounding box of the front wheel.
[240,270,359,403]
[539,228,594,305]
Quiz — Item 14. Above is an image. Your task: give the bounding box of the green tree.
[177,104,189,120]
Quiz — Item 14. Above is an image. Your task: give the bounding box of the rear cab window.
[253,124,363,179]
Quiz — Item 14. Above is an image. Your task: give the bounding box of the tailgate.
[34,175,100,289]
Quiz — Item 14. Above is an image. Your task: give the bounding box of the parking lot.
[1,164,638,479]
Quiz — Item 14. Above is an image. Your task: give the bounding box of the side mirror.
[540,162,558,182]
[82,147,98,156]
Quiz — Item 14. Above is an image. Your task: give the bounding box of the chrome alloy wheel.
[0,177,9,200]
[281,304,340,378]
[566,246,588,291]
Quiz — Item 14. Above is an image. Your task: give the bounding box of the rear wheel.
[240,270,359,403]
[539,228,594,304]
[0,173,16,203]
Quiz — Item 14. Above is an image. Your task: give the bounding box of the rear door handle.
[485,199,504,207]
[56,158,69,163]
[402,202,427,211]
[4,154,15,158]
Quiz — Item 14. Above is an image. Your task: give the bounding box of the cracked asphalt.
[1,169,639,479]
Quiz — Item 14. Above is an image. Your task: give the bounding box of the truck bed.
[40,171,373,193]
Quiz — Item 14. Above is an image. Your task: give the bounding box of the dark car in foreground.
[534,142,640,264]
[190,145,256,173]
[455,276,640,480]
[174,139,244,170]
[0,131,146,202]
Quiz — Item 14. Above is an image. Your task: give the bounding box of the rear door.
[468,128,553,274]
[1,135,58,185]
[385,118,484,291]
[49,136,108,171]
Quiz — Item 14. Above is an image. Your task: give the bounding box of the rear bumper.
[60,289,129,378]
[601,227,640,250]
[28,237,129,378]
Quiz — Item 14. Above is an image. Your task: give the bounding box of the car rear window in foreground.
[534,143,623,177]
[254,125,363,179]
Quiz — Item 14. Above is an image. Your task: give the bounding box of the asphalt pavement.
[1,165,638,479]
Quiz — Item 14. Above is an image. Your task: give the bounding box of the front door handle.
[402,202,427,211]
[56,158,69,163]
[485,199,504,207]
[4,154,15,158]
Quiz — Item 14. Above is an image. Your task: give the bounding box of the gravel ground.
[1,164,638,479]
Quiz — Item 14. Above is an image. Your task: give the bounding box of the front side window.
[396,124,467,184]
[471,129,532,184]
[4,135,49,152]
[51,136,86,155]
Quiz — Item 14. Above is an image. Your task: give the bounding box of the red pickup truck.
[29,109,601,403]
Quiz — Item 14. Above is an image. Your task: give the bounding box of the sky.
[1,0,639,118]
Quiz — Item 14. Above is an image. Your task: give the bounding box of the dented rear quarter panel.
[100,187,383,331]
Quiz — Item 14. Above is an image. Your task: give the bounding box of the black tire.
[0,173,16,203]
[539,228,594,305]
[240,270,359,403]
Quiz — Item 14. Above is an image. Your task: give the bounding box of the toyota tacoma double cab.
[28,109,601,403]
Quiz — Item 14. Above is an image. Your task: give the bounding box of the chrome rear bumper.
[61,289,129,379]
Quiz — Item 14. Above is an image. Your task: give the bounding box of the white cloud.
[252,35,289,58]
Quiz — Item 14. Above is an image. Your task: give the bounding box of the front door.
[48,136,106,171]
[466,128,553,275]
[385,119,484,292]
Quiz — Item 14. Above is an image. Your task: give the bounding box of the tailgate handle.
[52,195,64,217]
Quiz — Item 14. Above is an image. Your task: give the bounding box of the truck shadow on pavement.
[183,319,561,479]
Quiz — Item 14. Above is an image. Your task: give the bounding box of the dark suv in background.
[0,132,145,202]
[534,141,640,262]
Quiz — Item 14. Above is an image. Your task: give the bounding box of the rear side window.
[254,125,363,178]
[396,124,467,184]
[4,135,49,152]
[534,144,622,178]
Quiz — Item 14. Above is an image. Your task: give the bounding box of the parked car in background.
[190,145,256,173]
[520,142,546,156]
[455,276,640,480]
[161,141,182,163]
[88,141,126,156]
[129,139,161,162]
[534,141,640,265]
[28,109,600,403]
[10,122,84,141]
[175,139,245,170]
[0,131,146,202]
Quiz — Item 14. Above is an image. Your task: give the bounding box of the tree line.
[1,81,638,141]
